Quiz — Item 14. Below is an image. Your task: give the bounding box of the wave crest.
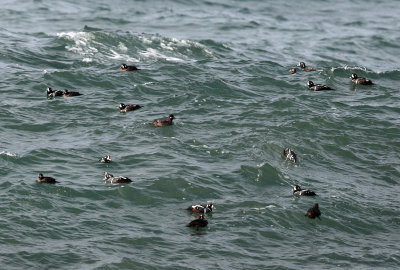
[56,30,214,64]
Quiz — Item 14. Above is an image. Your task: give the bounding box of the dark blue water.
[1,0,400,269]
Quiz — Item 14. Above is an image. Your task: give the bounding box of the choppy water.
[1,0,400,269]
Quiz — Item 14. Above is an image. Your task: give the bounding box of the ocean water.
[1,0,400,269]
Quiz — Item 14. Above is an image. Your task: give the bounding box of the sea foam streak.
[56,31,213,64]
[0,151,19,157]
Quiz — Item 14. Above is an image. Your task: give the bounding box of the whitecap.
[56,31,94,40]
[257,161,267,168]
[0,151,19,157]
[160,42,174,51]
[107,49,139,62]
[138,36,153,45]
[118,42,128,52]
[139,48,184,62]
[57,31,98,62]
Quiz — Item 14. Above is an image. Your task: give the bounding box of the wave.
[55,30,215,64]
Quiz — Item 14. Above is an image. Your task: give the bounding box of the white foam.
[139,35,213,57]
[56,31,94,41]
[0,151,19,157]
[57,31,98,62]
[57,31,140,64]
[139,48,184,62]
[138,36,153,45]
[160,42,174,51]
[56,32,212,63]
[257,161,267,168]
[108,49,139,62]
[118,42,128,52]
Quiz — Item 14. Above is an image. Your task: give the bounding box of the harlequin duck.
[104,172,132,184]
[120,64,139,71]
[119,103,142,113]
[307,81,333,91]
[283,148,297,163]
[293,185,316,196]
[305,203,321,219]
[187,202,214,214]
[63,89,82,97]
[99,154,111,163]
[298,62,316,72]
[290,68,297,74]
[37,173,57,183]
[151,114,175,127]
[46,87,63,97]
[350,73,373,85]
[187,215,208,230]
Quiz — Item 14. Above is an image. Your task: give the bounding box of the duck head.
[293,185,302,193]
[351,73,358,80]
[298,62,306,69]
[104,172,113,180]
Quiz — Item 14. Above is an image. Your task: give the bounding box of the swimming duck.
[187,202,214,214]
[63,89,82,97]
[187,215,208,230]
[307,81,333,91]
[283,148,297,163]
[151,114,175,127]
[46,87,63,97]
[305,203,321,219]
[293,185,316,196]
[290,68,297,74]
[37,173,57,183]
[350,73,373,85]
[99,154,111,163]
[298,62,316,72]
[120,64,139,71]
[104,172,132,184]
[119,103,142,113]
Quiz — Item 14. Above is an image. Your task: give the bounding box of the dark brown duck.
[305,203,321,219]
[63,89,82,97]
[37,173,57,183]
[120,64,139,71]
[151,114,175,127]
[187,215,208,230]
